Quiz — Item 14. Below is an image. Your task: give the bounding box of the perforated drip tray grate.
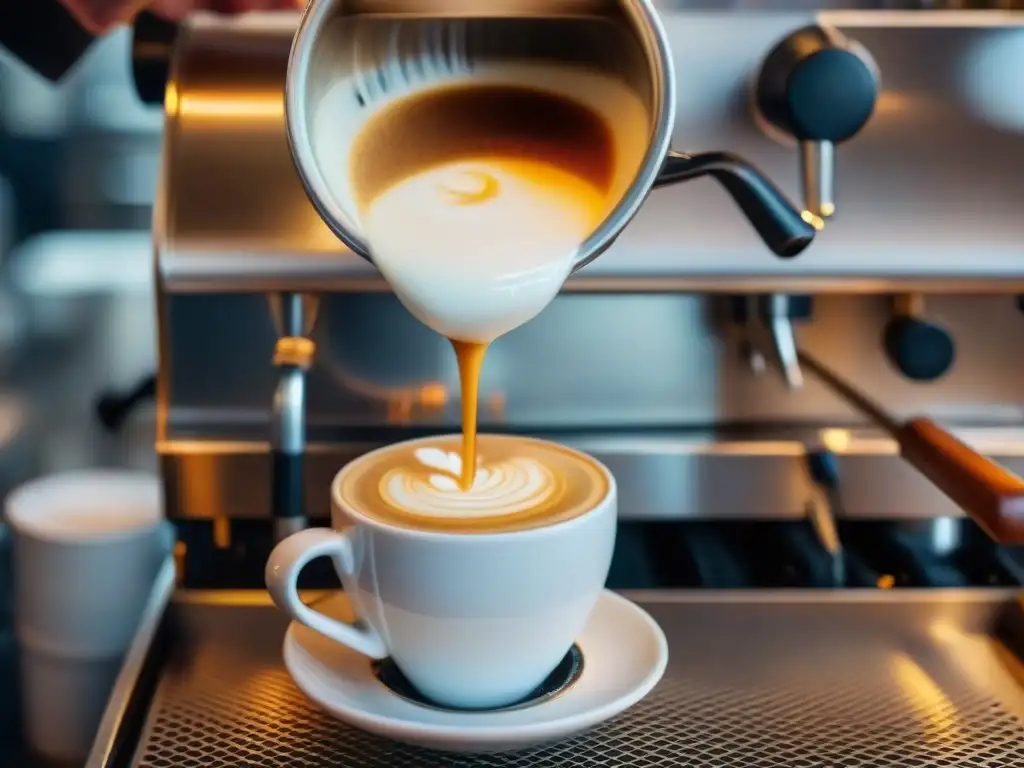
[92,588,1024,768]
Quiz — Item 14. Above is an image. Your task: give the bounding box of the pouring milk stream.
[317,62,650,496]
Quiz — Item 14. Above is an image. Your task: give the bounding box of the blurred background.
[0,27,158,493]
[0,30,163,762]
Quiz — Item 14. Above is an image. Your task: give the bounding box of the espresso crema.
[339,435,609,534]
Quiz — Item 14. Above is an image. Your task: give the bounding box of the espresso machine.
[85,2,1024,766]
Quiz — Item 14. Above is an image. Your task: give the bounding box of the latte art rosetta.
[381,447,563,519]
[340,435,608,534]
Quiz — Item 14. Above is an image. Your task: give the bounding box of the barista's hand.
[60,0,304,34]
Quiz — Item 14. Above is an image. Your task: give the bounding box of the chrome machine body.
[140,2,1024,548]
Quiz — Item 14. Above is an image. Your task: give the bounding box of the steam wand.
[797,349,1024,545]
[269,293,320,544]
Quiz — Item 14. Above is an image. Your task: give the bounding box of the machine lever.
[797,349,1024,545]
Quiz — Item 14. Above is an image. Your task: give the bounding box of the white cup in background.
[4,470,172,763]
[19,647,122,765]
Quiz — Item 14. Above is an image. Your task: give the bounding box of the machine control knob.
[882,295,955,382]
[755,25,879,219]
[131,12,178,106]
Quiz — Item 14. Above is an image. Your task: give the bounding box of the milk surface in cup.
[338,433,608,534]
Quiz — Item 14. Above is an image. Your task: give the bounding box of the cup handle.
[265,528,388,659]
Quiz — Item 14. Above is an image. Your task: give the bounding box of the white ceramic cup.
[19,646,122,765]
[6,470,172,659]
[4,470,172,763]
[266,437,617,711]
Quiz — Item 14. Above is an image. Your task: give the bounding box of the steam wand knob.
[755,25,879,219]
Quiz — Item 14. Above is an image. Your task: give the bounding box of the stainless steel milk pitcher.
[284,0,818,267]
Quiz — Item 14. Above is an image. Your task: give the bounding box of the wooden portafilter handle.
[897,418,1024,544]
[797,350,1024,544]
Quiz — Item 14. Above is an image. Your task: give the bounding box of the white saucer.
[283,589,668,754]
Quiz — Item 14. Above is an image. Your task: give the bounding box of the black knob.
[95,375,157,432]
[755,25,879,218]
[883,316,955,382]
[132,12,178,106]
[757,26,878,146]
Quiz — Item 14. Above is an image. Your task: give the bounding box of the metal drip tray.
[91,585,1024,767]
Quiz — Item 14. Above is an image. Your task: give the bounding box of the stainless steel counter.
[93,588,1024,768]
